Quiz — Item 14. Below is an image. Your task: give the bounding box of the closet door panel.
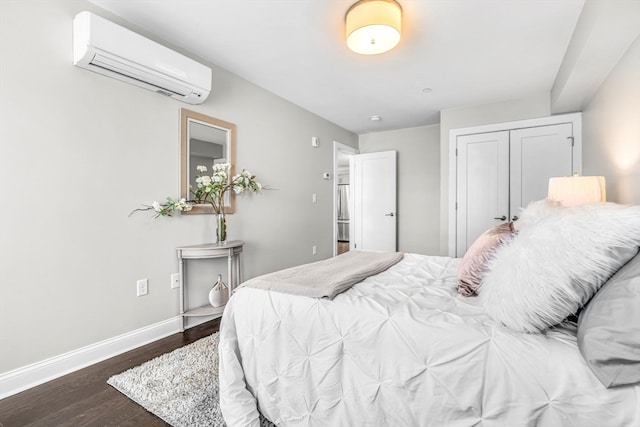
[510,124,573,216]
[456,131,509,257]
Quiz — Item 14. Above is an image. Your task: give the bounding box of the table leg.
[178,255,185,332]
[227,249,233,302]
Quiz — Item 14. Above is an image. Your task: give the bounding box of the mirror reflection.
[180,108,237,214]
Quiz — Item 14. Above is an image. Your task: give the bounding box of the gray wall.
[0,0,357,372]
[582,35,640,204]
[359,125,441,255]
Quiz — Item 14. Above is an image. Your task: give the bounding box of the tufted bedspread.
[219,253,640,427]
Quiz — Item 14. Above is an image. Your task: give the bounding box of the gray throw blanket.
[241,250,405,299]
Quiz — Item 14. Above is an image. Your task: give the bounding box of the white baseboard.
[0,316,185,400]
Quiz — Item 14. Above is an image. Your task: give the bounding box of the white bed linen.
[219,254,640,427]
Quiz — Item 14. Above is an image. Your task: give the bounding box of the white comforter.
[219,254,640,427]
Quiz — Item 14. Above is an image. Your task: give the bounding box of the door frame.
[333,141,359,257]
[447,112,582,257]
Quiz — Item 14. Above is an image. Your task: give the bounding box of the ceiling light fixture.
[345,0,402,55]
[370,115,382,121]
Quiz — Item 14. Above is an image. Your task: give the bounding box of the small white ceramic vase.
[208,274,228,307]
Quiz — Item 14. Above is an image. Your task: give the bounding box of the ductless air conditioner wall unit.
[73,11,211,104]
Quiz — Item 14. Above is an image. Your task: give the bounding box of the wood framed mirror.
[180,108,237,214]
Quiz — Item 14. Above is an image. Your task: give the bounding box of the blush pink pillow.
[457,222,515,296]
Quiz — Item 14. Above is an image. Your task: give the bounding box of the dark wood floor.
[0,319,220,427]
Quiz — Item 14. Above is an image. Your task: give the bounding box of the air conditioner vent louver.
[73,11,211,104]
[90,52,192,97]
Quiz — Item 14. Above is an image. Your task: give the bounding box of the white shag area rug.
[107,332,275,427]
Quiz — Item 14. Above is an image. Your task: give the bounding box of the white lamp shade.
[346,0,402,55]
[548,175,606,207]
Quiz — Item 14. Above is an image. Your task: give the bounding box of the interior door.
[352,151,397,252]
[455,132,510,257]
[509,123,574,216]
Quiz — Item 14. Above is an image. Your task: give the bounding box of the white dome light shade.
[346,0,402,55]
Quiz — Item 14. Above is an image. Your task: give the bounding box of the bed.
[219,201,640,427]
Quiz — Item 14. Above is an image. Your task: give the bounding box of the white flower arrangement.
[191,163,262,214]
[131,197,192,218]
[130,163,262,218]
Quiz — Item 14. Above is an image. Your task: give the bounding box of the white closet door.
[509,123,574,217]
[456,132,509,257]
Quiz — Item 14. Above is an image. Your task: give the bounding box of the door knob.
[493,215,507,221]
[385,212,395,217]
[511,215,519,221]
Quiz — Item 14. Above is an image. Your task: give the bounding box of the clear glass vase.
[216,212,227,245]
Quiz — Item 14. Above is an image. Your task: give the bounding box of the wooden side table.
[176,240,244,331]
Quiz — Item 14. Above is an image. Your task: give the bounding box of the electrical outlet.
[312,245,317,255]
[312,193,317,203]
[170,273,180,289]
[136,279,148,296]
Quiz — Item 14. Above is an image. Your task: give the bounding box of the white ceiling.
[90,0,586,134]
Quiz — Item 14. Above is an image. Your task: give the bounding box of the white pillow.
[512,198,562,232]
[479,202,640,333]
